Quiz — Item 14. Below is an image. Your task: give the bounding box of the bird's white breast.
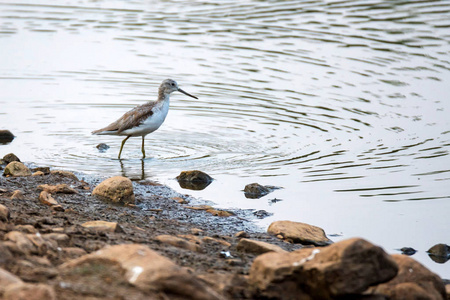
[121,100,170,137]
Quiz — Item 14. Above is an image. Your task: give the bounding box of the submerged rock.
[244,183,280,199]
[267,220,332,246]
[0,131,14,144]
[92,176,135,204]
[253,209,272,219]
[3,161,31,177]
[249,238,398,299]
[427,243,450,263]
[96,143,110,152]
[2,153,20,164]
[368,254,446,299]
[176,170,213,190]
[399,247,417,256]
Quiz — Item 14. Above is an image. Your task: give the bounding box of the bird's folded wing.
[117,104,154,133]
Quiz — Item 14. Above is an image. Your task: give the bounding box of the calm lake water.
[1,0,449,278]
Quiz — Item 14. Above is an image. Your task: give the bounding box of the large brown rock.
[60,244,223,300]
[268,220,332,246]
[92,176,135,204]
[368,254,445,299]
[236,238,287,255]
[3,161,31,177]
[249,238,398,299]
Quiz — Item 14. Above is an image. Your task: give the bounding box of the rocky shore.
[0,154,449,299]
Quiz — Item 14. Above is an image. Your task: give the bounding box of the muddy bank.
[0,159,448,299]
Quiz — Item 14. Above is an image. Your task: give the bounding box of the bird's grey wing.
[116,103,154,133]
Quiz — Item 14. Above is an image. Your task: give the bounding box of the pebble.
[10,190,25,200]
[81,220,124,233]
[176,170,213,190]
[39,191,59,207]
[0,204,10,222]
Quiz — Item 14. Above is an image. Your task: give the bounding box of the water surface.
[1,0,449,278]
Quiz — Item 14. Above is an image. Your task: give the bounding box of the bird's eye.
[171,82,175,86]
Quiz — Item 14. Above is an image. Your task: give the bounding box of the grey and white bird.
[92,79,198,159]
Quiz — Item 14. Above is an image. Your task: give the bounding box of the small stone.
[235,231,249,238]
[190,228,204,235]
[32,171,45,176]
[60,247,87,259]
[14,225,38,234]
[202,236,231,247]
[30,167,50,174]
[96,143,110,151]
[50,170,78,181]
[39,191,59,206]
[172,196,188,204]
[206,208,234,217]
[0,131,15,144]
[0,204,10,222]
[267,220,333,246]
[51,205,65,212]
[38,184,77,194]
[399,247,417,256]
[42,233,70,246]
[237,238,287,255]
[4,283,56,300]
[2,153,20,163]
[0,267,23,294]
[253,209,272,219]
[3,161,31,177]
[176,170,213,190]
[92,176,135,204]
[81,220,124,233]
[4,231,36,255]
[156,234,202,253]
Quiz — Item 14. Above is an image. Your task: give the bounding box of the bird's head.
[160,79,198,99]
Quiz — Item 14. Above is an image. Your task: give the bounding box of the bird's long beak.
[178,88,198,99]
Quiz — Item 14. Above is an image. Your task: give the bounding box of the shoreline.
[1,156,448,299]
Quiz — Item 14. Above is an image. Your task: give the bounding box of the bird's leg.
[118,136,131,159]
[141,136,146,158]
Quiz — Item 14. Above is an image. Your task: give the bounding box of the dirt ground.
[0,166,302,299]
